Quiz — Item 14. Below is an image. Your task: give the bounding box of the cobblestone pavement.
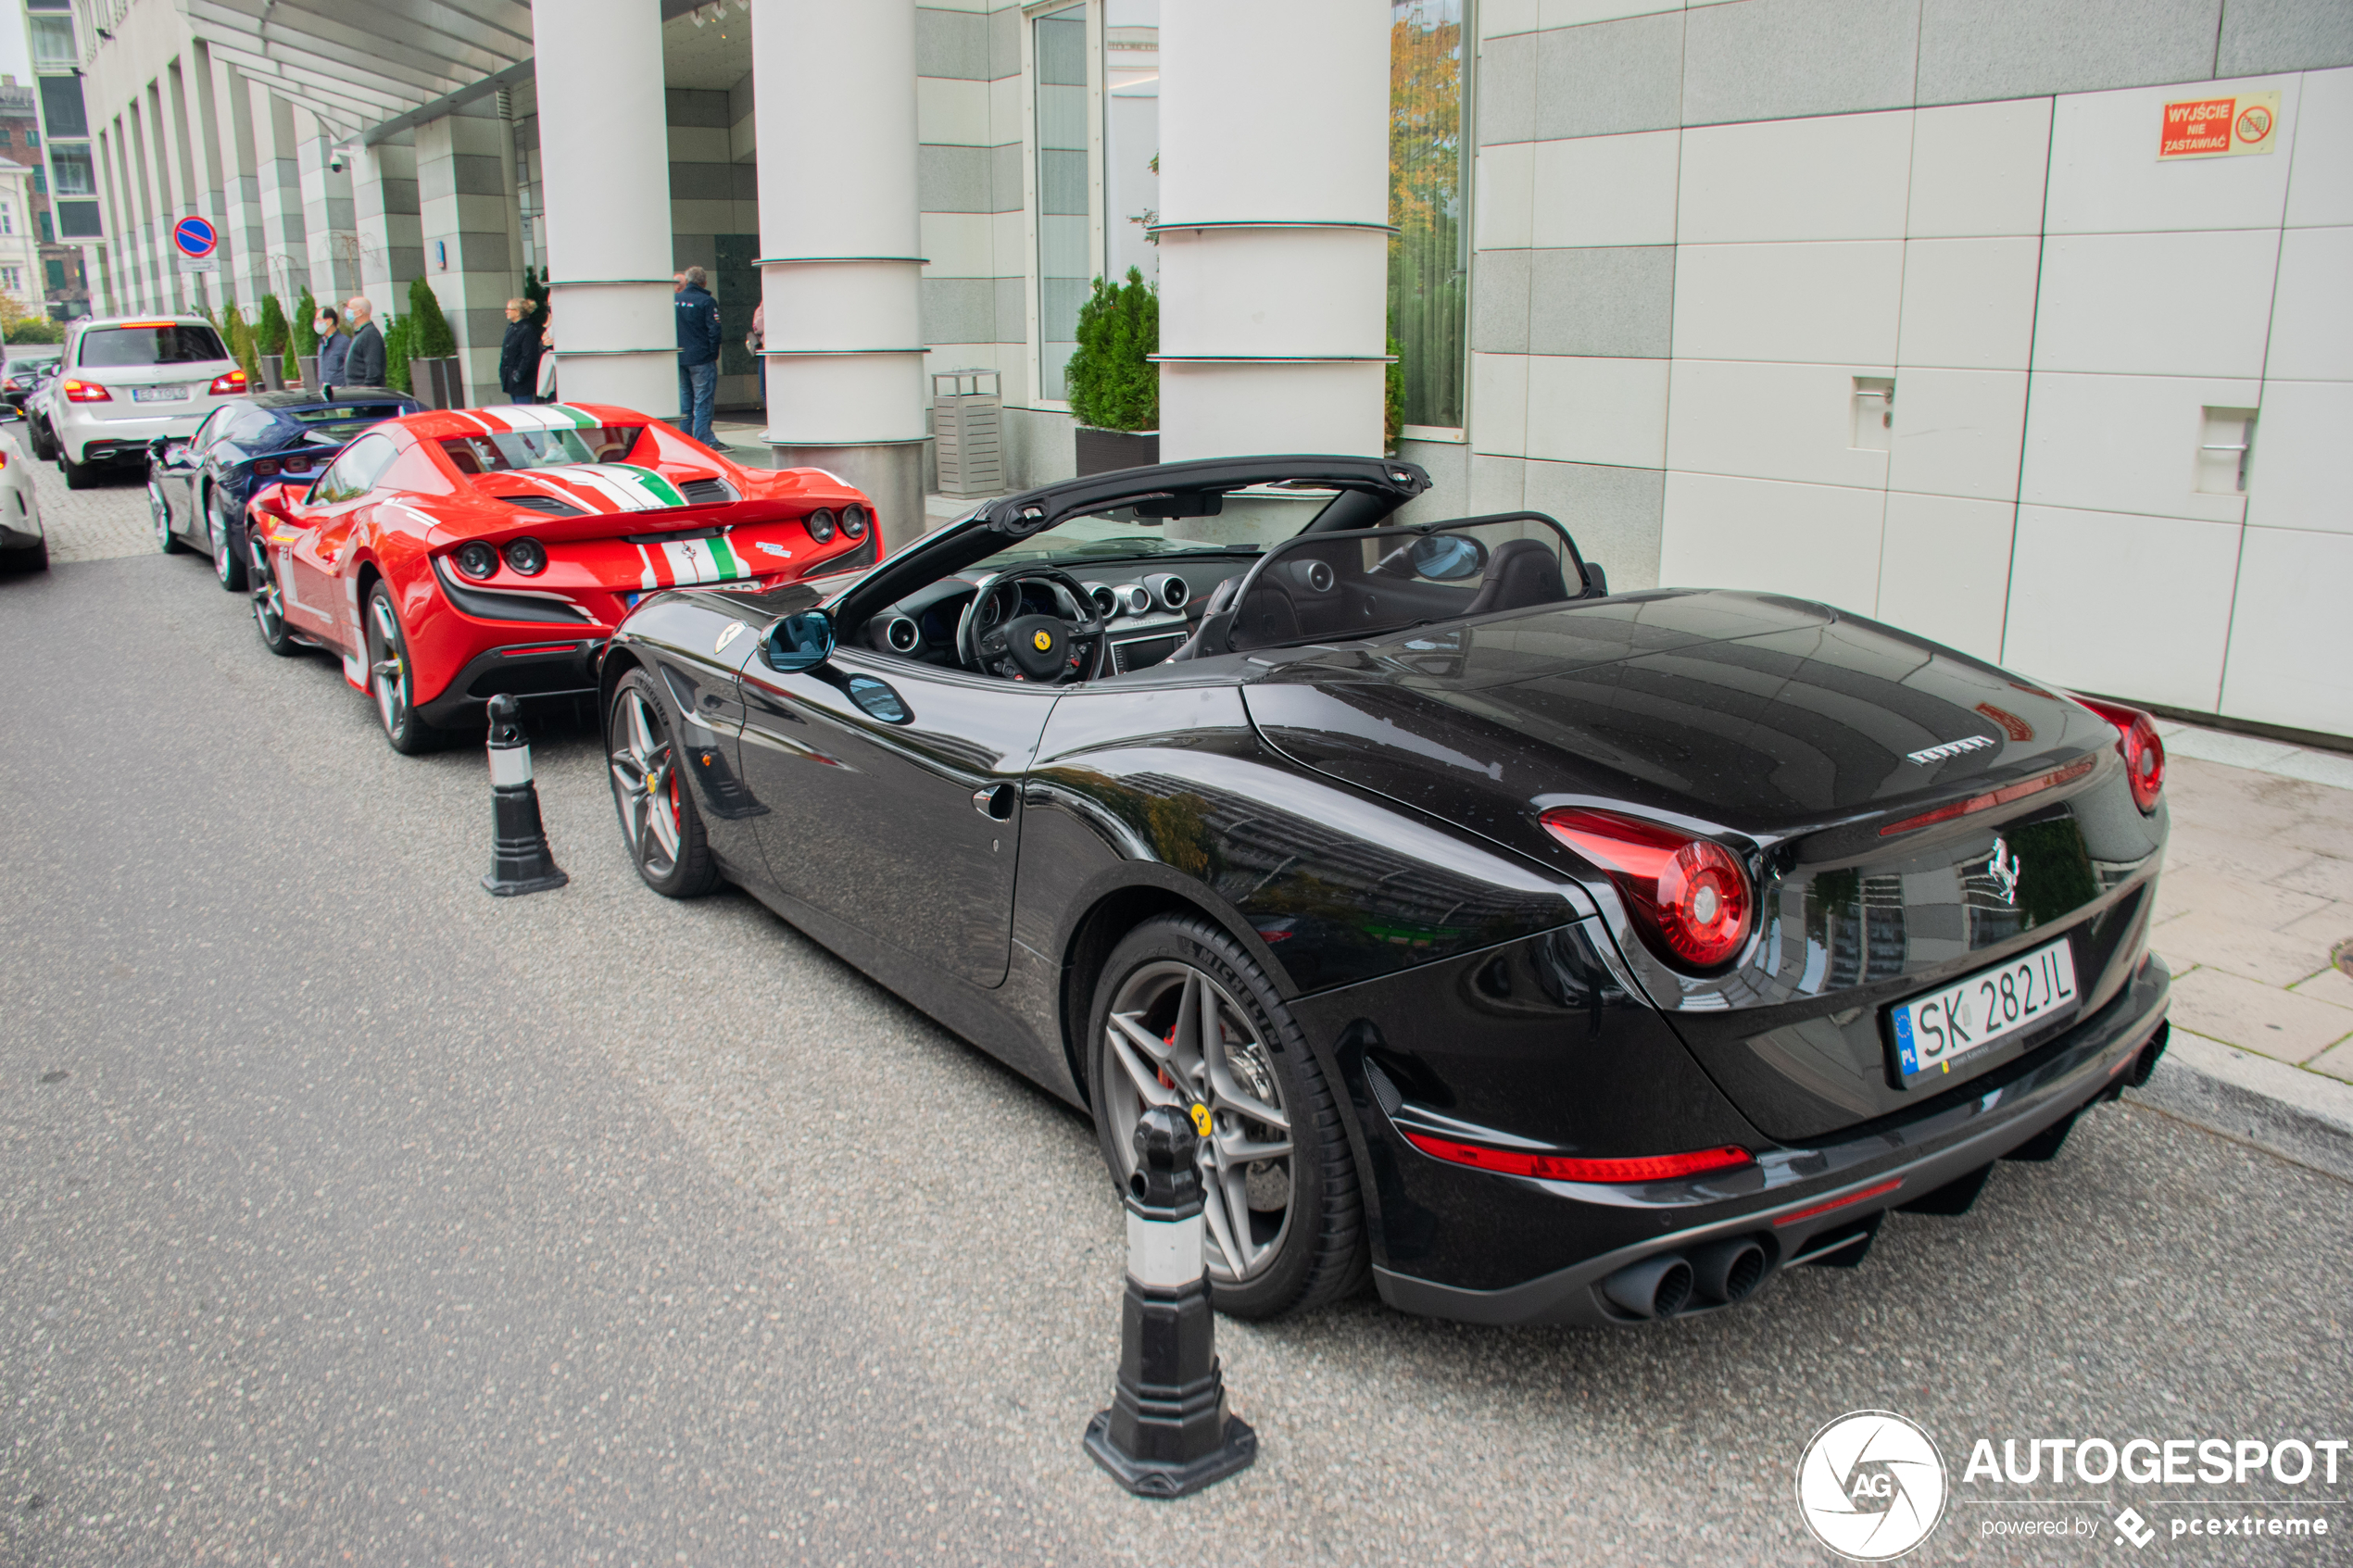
[11,430,157,564]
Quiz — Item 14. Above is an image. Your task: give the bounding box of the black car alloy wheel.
[209,484,248,591]
[1090,914,1368,1319]
[606,668,719,897]
[364,582,441,754]
[248,533,301,657]
[149,473,184,554]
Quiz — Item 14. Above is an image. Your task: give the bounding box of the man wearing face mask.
[315,306,348,391]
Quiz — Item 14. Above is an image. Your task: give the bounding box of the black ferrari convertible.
[597,456,2171,1326]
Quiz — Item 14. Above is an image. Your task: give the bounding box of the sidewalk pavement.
[2128,727,2353,1182]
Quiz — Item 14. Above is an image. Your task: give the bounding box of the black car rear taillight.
[2074,696,2166,813]
[1541,809,1753,972]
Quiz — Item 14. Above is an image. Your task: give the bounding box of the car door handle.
[973,783,1016,821]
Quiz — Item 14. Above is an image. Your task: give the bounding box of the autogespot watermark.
[1795,1412,2345,1560]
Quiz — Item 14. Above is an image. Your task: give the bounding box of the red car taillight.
[1540,808,1753,971]
[2073,696,2166,813]
[1401,1130,1754,1185]
[63,379,111,402]
[208,370,249,395]
[252,458,281,476]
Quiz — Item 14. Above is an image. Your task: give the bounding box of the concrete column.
[413,106,516,405]
[1155,0,1390,460]
[206,54,269,308]
[351,136,420,322]
[533,0,676,415]
[294,107,359,305]
[254,88,311,302]
[752,0,925,551]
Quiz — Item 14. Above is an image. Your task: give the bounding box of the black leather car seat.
[1165,575,1239,662]
[1463,537,1571,617]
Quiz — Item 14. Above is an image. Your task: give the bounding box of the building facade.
[54,0,2353,741]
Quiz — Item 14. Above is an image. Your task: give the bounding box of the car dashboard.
[862,558,1244,674]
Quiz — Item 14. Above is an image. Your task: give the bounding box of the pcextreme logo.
[1797,1411,1949,1562]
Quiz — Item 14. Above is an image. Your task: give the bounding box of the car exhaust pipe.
[2128,1020,2170,1088]
[1601,1255,1693,1320]
[1689,1238,1768,1303]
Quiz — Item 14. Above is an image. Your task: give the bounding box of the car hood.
[1240,589,2114,860]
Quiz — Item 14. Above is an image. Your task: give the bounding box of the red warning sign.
[2158,91,2281,160]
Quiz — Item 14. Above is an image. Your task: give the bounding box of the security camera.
[328,153,345,173]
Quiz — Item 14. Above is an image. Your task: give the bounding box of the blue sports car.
[146,387,423,590]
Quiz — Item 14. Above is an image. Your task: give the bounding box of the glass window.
[37,75,86,139]
[435,425,644,473]
[311,433,399,503]
[77,324,230,367]
[1033,2,1093,403]
[56,201,102,240]
[28,15,74,67]
[1103,4,1157,287]
[1389,1,1467,432]
[50,147,94,196]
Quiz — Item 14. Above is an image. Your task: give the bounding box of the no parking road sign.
[173,215,219,273]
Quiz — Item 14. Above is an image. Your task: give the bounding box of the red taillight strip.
[1771,1177,1903,1227]
[1401,1129,1754,1185]
[1878,755,2096,837]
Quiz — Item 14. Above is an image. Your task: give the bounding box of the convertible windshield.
[980,510,1247,569]
[437,426,643,473]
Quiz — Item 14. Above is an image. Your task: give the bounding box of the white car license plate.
[1888,936,2079,1085]
[132,384,192,403]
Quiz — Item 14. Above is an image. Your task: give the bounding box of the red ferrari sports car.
[242,402,878,751]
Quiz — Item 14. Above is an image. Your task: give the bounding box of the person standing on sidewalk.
[314,306,348,391]
[746,300,765,409]
[343,297,386,388]
[673,267,722,447]
[497,298,545,404]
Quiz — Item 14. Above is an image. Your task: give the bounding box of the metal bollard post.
[1082,1103,1257,1499]
[480,694,569,897]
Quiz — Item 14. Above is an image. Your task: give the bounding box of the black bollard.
[481,694,569,897]
[1082,1104,1257,1499]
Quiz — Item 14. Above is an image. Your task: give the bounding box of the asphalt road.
[3,463,2348,1566]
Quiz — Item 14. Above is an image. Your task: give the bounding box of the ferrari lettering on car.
[239,400,882,754]
[593,454,2172,1330]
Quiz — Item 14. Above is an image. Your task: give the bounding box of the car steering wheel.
[956,564,1108,684]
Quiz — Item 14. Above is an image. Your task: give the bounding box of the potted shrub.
[1065,267,1157,476]
[254,294,291,390]
[291,287,320,388]
[405,277,463,408]
[382,312,415,395]
[221,303,260,389]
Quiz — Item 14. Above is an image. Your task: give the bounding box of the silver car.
[37,315,251,489]
[0,420,47,571]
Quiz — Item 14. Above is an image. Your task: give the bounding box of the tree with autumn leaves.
[1388,6,1466,440]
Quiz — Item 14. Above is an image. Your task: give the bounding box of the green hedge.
[407,277,457,359]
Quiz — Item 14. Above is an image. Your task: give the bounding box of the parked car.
[3,349,61,415]
[241,401,878,751]
[593,454,2173,1325]
[0,420,46,571]
[34,315,251,489]
[147,388,423,591]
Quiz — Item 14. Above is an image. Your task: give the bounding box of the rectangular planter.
[296,356,319,391]
[408,356,465,410]
[1075,426,1159,477]
[256,359,286,392]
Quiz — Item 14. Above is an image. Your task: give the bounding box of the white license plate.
[1888,936,2079,1085]
[132,384,191,403]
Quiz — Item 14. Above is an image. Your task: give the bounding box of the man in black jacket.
[343,296,386,387]
[673,267,722,445]
[497,298,544,403]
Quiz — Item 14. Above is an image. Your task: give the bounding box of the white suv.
[41,315,251,489]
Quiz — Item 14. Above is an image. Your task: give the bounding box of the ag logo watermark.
[1797,1410,1949,1561]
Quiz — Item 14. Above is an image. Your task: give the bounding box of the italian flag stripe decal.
[480,404,599,433]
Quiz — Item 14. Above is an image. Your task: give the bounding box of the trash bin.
[932,369,1003,499]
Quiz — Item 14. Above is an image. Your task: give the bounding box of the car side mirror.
[765,608,835,672]
[1408,532,1488,582]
